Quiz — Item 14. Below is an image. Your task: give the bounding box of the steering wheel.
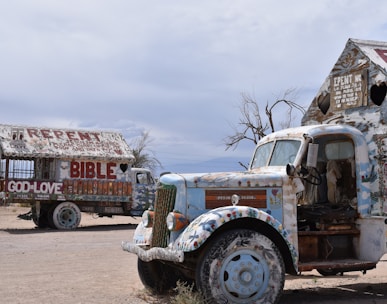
[301,165,322,185]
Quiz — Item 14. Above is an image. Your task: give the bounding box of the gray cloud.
[0,0,386,173]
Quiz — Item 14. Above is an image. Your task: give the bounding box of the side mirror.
[286,164,296,177]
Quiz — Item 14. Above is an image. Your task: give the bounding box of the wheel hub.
[240,270,252,283]
[59,209,76,226]
[220,249,269,301]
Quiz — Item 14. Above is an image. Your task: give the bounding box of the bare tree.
[129,131,162,173]
[224,88,305,151]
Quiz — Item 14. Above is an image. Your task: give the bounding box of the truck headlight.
[166,211,189,231]
[142,210,154,228]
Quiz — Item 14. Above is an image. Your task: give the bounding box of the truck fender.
[174,205,297,266]
[133,221,153,246]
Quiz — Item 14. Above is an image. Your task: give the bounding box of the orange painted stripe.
[205,189,267,209]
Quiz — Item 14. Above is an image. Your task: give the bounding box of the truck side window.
[252,140,301,168]
[136,172,151,184]
[324,140,355,204]
[269,140,301,166]
[251,142,274,168]
[325,141,354,160]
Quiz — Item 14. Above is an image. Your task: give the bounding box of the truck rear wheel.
[52,202,81,230]
[32,206,49,228]
[196,229,285,304]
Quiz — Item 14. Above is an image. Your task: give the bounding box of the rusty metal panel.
[205,189,267,209]
[61,178,132,201]
[298,236,319,262]
[103,181,108,195]
[298,259,377,272]
[82,180,89,194]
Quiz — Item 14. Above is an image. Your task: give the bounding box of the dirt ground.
[1,206,386,304]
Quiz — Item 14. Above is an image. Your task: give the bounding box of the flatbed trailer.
[0,125,156,229]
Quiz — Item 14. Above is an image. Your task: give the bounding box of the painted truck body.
[0,124,156,229]
[122,38,387,303]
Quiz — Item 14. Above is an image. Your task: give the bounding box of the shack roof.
[0,124,135,162]
[302,38,387,125]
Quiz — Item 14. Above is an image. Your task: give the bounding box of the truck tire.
[196,229,285,304]
[45,204,62,229]
[137,259,178,294]
[52,202,81,230]
[32,206,49,228]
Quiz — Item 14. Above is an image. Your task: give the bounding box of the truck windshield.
[251,139,301,168]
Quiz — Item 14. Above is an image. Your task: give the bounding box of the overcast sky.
[1,1,387,174]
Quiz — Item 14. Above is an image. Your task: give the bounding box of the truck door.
[300,137,356,206]
[297,137,360,269]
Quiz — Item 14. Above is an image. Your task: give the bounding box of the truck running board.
[298,259,377,273]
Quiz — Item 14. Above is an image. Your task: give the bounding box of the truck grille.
[151,184,176,248]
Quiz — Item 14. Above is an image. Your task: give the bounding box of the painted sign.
[7,180,63,194]
[6,180,65,201]
[26,128,102,141]
[331,69,367,110]
[69,161,117,179]
[375,48,387,63]
[0,124,134,161]
[5,179,132,202]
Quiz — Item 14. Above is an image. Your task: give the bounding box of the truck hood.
[161,167,286,188]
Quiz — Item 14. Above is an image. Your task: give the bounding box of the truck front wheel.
[196,229,285,304]
[52,202,81,230]
[137,259,178,294]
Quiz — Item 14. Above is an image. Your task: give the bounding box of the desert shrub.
[170,281,208,304]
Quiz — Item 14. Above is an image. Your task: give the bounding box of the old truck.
[0,124,156,229]
[122,38,387,303]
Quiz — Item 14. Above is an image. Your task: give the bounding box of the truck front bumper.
[121,241,185,263]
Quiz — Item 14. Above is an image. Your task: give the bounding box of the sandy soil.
[0,206,386,304]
